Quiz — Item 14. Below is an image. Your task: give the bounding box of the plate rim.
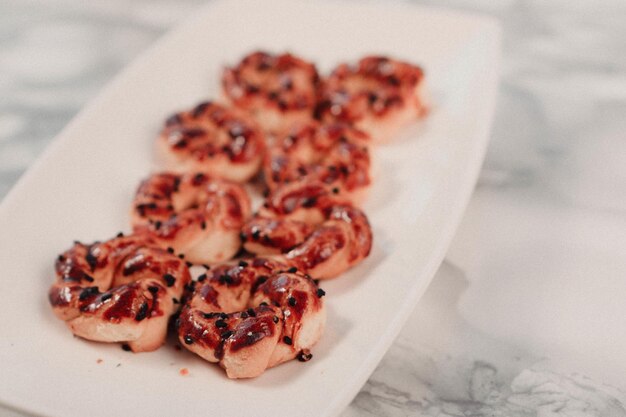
[0,1,502,416]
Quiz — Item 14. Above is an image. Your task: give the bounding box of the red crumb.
[96,359,103,364]
[179,368,189,376]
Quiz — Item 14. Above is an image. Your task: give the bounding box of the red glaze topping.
[241,217,313,253]
[317,56,424,123]
[228,306,278,352]
[264,121,371,195]
[223,51,319,113]
[198,283,220,308]
[100,284,141,321]
[161,101,265,165]
[49,234,190,327]
[131,172,251,253]
[246,181,373,279]
[266,181,335,216]
[285,226,347,271]
[177,303,280,359]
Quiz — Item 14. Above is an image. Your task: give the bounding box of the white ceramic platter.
[0,1,500,416]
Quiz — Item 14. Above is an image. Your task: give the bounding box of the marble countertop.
[1,0,625,416]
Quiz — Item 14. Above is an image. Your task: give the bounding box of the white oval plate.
[0,1,500,416]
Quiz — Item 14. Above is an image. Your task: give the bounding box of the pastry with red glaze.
[223,51,319,133]
[178,259,325,378]
[131,172,251,264]
[317,56,427,142]
[242,181,372,279]
[49,233,191,352]
[157,101,266,182]
[264,121,371,204]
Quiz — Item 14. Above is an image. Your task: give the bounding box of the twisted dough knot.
[177,258,326,379]
[49,233,191,352]
[157,101,266,182]
[264,121,372,204]
[316,55,427,142]
[131,172,251,264]
[222,51,320,133]
[242,181,373,279]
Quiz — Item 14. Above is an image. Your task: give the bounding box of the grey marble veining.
[1,0,626,416]
[345,262,626,417]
